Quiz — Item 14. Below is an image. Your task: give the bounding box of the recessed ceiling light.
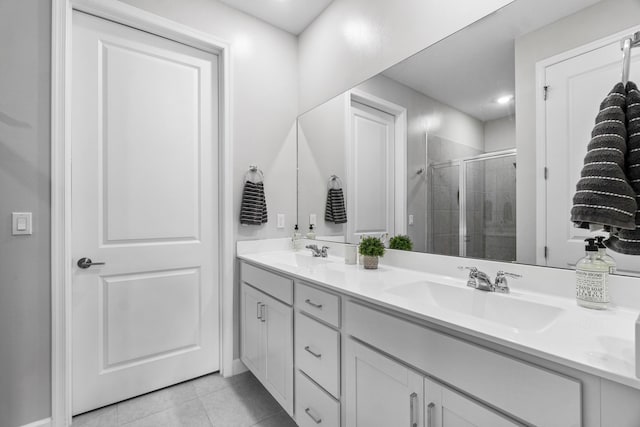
[496,95,514,105]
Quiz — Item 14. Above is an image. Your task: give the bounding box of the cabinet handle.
[305,299,323,309]
[260,304,266,322]
[256,302,262,320]
[427,402,435,427]
[304,346,322,358]
[304,407,322,424]
[409,392,418,427]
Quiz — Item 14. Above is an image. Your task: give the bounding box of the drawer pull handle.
[410,392,418,427]
[305,407,322,424]
[260,304,266,322]
[304,346,322,358]
[427,402,435,427]
[305,299,323,309]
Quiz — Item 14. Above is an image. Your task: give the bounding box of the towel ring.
[245,165,265,183]
[328,174,343,190]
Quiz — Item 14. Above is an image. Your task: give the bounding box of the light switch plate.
[12,212,33,235]
[409,214,414,225]
[277,213,285,229]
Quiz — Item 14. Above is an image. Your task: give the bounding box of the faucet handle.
[494,271,521,293]
[321,246,329,257]
[458,266,478,276]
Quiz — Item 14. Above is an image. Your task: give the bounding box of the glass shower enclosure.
[428,149,516,262]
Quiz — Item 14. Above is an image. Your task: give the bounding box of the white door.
[543,33,640,274]
[71,11,219,414]
[345,339,424,427]
[425,378,521,427]
[347,101,396,243]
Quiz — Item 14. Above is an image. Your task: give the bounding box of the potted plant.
[389,235,413,251]
[359,236,385,269]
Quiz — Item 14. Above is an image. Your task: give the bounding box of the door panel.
[346,339,424,427]
[240,283,264,376]
[263,293,294,415]
[348,101,395,242]
[72,11,219,414]
[544,36,640,274]
[425,378,521,427]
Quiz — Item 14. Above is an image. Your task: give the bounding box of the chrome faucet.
[306,244,329,258]
[306,244,322,257]
[458,267,521,294]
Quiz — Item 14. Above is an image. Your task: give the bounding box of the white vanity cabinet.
[239,263,294,415]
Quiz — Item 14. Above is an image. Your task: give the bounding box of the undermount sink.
[260,252,331,268]
[386,281,563,332]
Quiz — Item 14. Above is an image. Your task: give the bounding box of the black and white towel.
[325,188,347,224]
[571,82,638,231]
[240,180,268,225]
[607,81,640,254]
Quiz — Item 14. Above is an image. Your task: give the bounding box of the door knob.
[77,257,106,269]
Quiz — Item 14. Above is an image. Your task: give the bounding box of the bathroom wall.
[515,0,640,264]
[484,116,516,152]
[297,93,347,240]
[0,1,52,426]
[298,0,515,113]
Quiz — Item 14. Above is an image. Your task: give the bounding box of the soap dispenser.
[306,224,316,239]
[292,224,302,251]
[575,238,610,310]
[595,235,617,274]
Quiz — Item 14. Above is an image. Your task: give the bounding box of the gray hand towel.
[571,82,637,230]
[325,188,347,224]
[240,181,268,225]
[606,81,640,254]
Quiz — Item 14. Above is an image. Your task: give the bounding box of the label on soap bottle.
[576,270,609,303]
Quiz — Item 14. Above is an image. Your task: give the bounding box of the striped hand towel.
[325,188,347,224]
[571,82,637,231]
[240,181,268,225]
[606,81,640,254]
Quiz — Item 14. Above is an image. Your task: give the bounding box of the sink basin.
[386,281,563,332]
[260,252,331,269]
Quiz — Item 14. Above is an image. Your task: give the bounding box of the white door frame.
[344,89,408,240]
[51,1,234,425]
[535,24,640,266]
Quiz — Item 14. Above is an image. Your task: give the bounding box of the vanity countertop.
[237,247,640,390]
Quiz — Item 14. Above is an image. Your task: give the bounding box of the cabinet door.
[263,292,294,415]
[240,283,264,378]
[425,378,521,427]
[346,339,424,427]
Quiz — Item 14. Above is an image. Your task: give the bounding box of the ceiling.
[218,0,334,35]
[382,0,603,122]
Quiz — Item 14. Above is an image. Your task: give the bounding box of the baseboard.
[19,418,51,427]
[232,358,248,375]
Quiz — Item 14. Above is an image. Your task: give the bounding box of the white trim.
[51,1,234,425]
[346,89,408,239]
[232,358,249,375]
[535,24,640,267]
[20,418,52,427]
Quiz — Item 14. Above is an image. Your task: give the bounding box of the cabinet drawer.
[295,370,340,427]
[295,282,340,327]
[241,262,293,305]
[295,311,341,398]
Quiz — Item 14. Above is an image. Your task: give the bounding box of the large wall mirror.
[297,0,640,275]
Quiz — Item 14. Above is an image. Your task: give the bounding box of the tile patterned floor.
[72,371,298,427]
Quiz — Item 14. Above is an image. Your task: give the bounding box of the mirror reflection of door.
[542,27,640,275]
[347,101,396,243]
